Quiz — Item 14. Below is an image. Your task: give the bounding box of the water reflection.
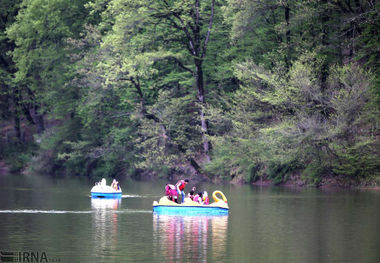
[91,198,121,210]
[153,213,228,263]
[91,198,121,259]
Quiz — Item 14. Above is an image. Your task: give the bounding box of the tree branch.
[167,56,194,74]
[201,0,215,59]
[173,16,196,55]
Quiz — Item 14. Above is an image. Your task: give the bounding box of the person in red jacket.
[175,179,189,203]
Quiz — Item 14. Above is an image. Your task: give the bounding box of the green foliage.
[268,162,290,185]
[301,162,323,185]
[1,141,36,173]
[0,0,378,186]
[0,0,21,120]
[331,140,380,181]
[134,90,203,172]
[208,55,379,185]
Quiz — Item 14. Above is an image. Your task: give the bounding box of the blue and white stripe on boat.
[153,205,228,216]
[91,192,122,198]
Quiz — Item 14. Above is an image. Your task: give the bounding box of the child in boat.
[187,190,195,200]
[202,191,209,205]
[187,187,196,201]
[193,192,203,204]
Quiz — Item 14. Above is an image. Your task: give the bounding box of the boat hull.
[153,205,228,216]
[152,196,229,215]
[91,192,122,199]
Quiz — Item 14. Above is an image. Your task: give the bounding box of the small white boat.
[90,178,122,198]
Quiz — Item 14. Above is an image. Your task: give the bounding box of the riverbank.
[1,147,378,189]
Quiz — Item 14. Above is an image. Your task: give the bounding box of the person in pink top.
[202,191,209,205]
[193,192,203,204]
[165,184,178,202]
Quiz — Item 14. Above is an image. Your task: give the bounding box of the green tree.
[0,0,22,141]
[207,52,380,185]
[7,0,90,134]
[4,0,92,173]
[97,0,221,163]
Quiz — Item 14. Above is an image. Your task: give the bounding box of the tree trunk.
[320,0,329,91]
[34,104,45,134]
[14,113,21,142]
[192,0,215,163]
[12,87,22,142]
[195,59,210,162]
[163,0,215,163]
[284,3,291,70]
[22,104,36,125]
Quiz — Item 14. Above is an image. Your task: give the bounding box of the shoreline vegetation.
[1,1,379,187]
[1,155,379,190]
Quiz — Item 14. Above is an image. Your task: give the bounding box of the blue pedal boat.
[153,190,229,216]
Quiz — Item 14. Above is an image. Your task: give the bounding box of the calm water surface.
[0,174,379,263]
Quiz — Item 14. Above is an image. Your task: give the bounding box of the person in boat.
[101,178,106,186]
[111,179,120,191]
[114,180,120,190]
[187,190,195,201]
[165,184,178,202]
[202,191,209,205]
[193,192,203,204]
[175,179,189,203]
[187,187,196,201]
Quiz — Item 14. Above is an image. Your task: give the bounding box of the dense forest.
[0,0,379,186]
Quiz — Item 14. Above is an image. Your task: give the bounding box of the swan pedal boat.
[91,179,122,198]
[153,190,229,215]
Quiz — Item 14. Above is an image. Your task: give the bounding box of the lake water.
[0,174,379,263]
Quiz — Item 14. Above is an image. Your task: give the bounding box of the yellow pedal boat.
[153,190,229,215]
